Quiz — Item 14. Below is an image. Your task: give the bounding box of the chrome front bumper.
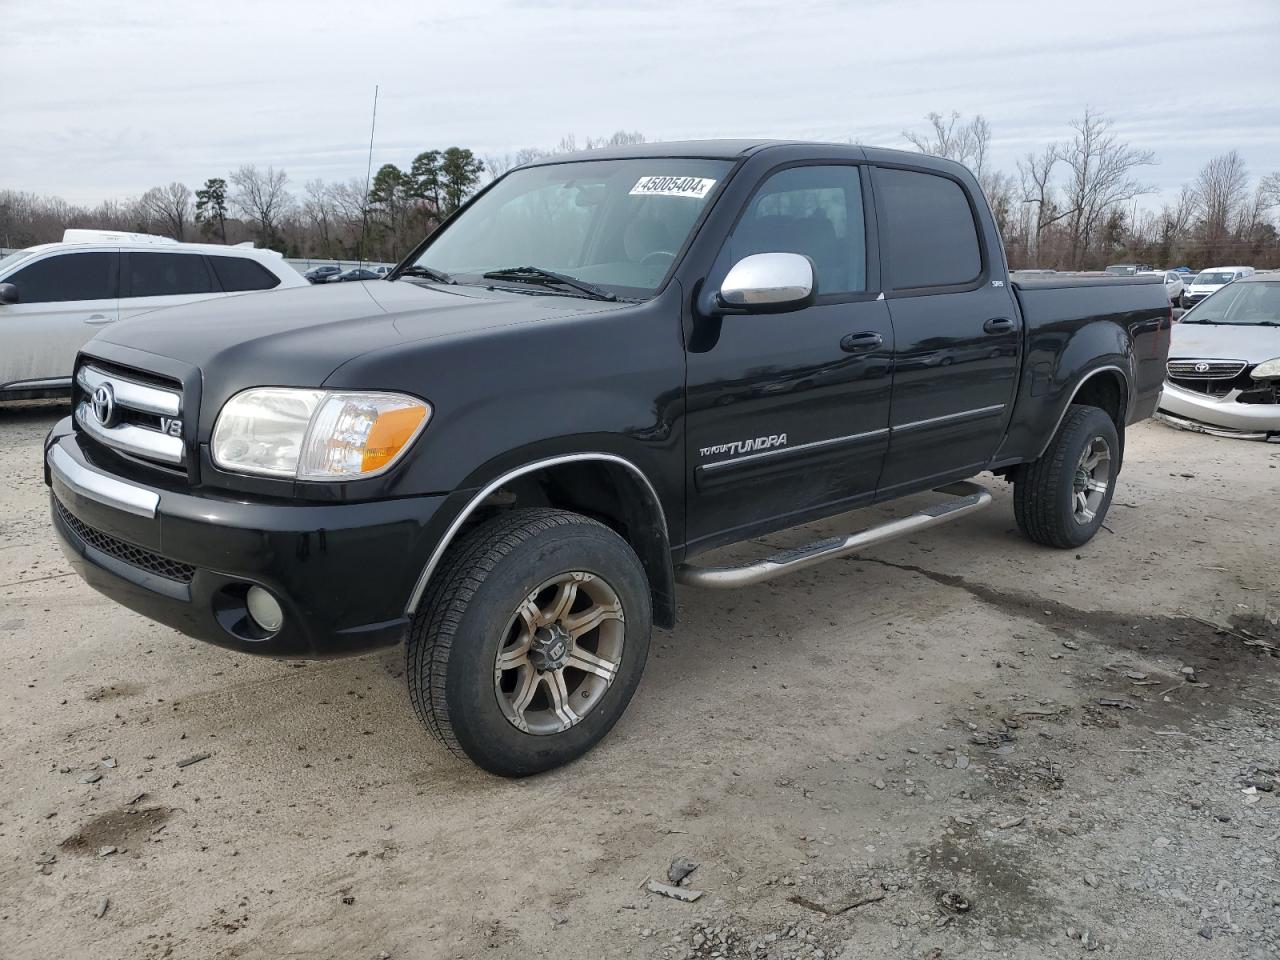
[48,444,160,517]
[1157,382,1280,437]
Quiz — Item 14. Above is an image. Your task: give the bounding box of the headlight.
[212,388,431,480]
[1251,357,1280,380]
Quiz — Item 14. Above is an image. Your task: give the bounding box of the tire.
[406,507,652,777]
[1013,405,1119,549]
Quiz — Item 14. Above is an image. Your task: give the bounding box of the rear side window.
[125,252,215,298]
[727,165,867,294]
[6,252,118,303]
[874,167,982,290]
[209,255,281,292]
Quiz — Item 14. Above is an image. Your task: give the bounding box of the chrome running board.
[675,481,992,589]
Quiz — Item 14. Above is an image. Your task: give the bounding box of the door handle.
[83,314,114,325]
[840,331,884,353]
[983,317,1015,335]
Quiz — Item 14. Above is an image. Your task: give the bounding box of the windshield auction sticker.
[629,176,717,199]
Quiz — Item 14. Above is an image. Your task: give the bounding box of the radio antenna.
[357,84,379,267]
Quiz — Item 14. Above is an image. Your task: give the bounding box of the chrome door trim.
[2,376,73,391]
[404,453,668,615]
[699,427,889,474]
[892,403,1007,433]
[48,445,160,518]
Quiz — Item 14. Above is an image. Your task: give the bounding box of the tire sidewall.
[1053,408,1119,547]
[444,522,651,776]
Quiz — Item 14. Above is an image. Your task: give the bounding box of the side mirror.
[717,253,816,314]
[0,283,17,305]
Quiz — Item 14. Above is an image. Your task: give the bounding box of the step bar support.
[674,481,992,589]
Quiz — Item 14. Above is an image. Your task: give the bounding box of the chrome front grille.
[1167,359,1247,381]
[74,365,185,467]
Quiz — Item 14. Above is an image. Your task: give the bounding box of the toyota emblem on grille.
[1193,362,1211,373]
[91,383,115,426]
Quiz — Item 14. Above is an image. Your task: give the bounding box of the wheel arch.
[406,453,676,629]
[1033,364,1130,461]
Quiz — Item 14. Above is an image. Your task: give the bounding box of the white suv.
[1181,265,1255,310]
[0,230,306,401]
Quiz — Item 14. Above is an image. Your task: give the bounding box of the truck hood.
[91,279,626,388]
[1171,322,1280,365]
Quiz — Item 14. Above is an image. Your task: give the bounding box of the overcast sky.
[5,0,1278,207]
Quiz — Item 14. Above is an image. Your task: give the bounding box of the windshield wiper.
[398,264,454,284]
[482,266,617,302]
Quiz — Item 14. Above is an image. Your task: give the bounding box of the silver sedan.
[1157,272,1280,439]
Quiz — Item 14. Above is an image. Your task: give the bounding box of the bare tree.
[139,181,192,240]
[229,165,292,246]
[1193,150,1250,258]
[904,112,991,180]
[1060,109,1155,268]
[301,179,337,255]
[1260,171,1280,209]
[1017,144,1063,261]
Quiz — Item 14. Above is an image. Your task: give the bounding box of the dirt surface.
[1,401,1277,960]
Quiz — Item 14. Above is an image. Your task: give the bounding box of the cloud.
[3,0,1277,206]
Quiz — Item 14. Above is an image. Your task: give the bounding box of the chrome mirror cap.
[718,253,816,313]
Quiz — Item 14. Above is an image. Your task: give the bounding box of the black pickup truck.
[44,141,1171,775]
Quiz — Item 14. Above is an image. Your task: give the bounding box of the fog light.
[246,586,284,633]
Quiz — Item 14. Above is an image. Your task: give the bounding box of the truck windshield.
[1105,265,1137,276]
[1182,281,1280,325]
[1192,272,1235,285]
[407,158,732,299]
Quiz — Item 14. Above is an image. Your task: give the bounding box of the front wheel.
[1013,405,1119,549]
[406,508,651,776]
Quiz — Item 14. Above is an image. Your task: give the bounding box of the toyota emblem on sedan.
[91,383,115,426]
[1193,362,1211,373]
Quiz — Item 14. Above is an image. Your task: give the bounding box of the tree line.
[899,108,1279,270]
[2,119,1276,270]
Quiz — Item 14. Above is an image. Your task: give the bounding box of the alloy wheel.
[494,571,625,735]
[1072,436,1112,525]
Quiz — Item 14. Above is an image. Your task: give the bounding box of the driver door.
[682,163,893,554]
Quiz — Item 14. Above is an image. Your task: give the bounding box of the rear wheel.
[1014,405,1119,549]
[406,508,651,776]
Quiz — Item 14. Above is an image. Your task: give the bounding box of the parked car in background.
[329,268,382,282]
[372,265,393,277]
[1140,269,1186,303]
[1158,272,1280,438]
[1104,263,1153,277]
[304,265,342,284]
[1181,266,1255,309]
[0,230,305,402]
[43,139,1171,775]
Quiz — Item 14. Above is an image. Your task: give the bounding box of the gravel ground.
[0,401,1276,960]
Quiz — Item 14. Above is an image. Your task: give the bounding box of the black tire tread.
[405,508,612,762]
[1013,404,1113,549]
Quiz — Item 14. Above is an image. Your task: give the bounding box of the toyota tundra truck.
[43,140,1172,775]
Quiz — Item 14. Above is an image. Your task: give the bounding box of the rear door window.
[125,252,215,298]
[873,167,982,290]
[6,252,119,303]
[209,255,282,292]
